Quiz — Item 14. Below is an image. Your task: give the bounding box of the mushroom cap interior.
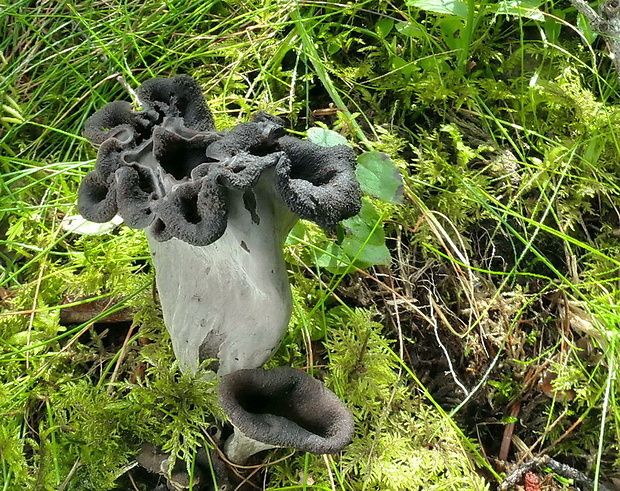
[218,367,354,454]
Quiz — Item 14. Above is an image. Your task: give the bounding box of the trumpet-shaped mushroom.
[78,75,362,374]
[218,367,354,464]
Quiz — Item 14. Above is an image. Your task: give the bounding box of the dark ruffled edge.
[78,75,362,246]
[276,136,361,231]
[219,367,354,454]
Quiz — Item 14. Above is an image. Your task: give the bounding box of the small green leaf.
[391,56,417,77]
[439,18,465,50]
[356,151,404,204]
[341,200,392,267]
[307,127,350,147]
[315,242,351,270]
[544,9,564,43]
[375,18,394,38]
[494,0,544,20]
[286,220,309,246]
[349,242,393,269]
[395,21,425,38]
[406,0,468,18]
[577,12,598,44]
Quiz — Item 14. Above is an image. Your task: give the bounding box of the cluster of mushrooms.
[78,75,362,485]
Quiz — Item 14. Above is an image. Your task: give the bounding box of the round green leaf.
[307,127,350,147]
[406,0,469,18]
[395,21,425,38]
[341,200,392,267]
[356,151,404,204]
[375,18,394,38]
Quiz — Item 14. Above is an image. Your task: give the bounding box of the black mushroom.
[78,75,362,375]
[218,367,355,464]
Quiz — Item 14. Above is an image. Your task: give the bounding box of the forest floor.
[1,1,619,490]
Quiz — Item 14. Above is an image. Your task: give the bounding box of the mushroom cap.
[78,75,362,246]
[137,75,215,132]
[276,136,362,231]
[218,367,354,454]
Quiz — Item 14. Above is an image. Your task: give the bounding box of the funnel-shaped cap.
[219,367,354,463]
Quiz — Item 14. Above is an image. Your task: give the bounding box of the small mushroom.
[218,367,355,464]
[78,75,362,374]
[136,441,231,491]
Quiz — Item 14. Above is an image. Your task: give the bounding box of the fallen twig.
[499,402,521,461]
[499,454,613,491]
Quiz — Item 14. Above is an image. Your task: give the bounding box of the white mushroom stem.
[223,429,278,464]
[147,169,298,375]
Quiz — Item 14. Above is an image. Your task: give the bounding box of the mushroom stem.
[147,169,298,375]
[223,431,278,465]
